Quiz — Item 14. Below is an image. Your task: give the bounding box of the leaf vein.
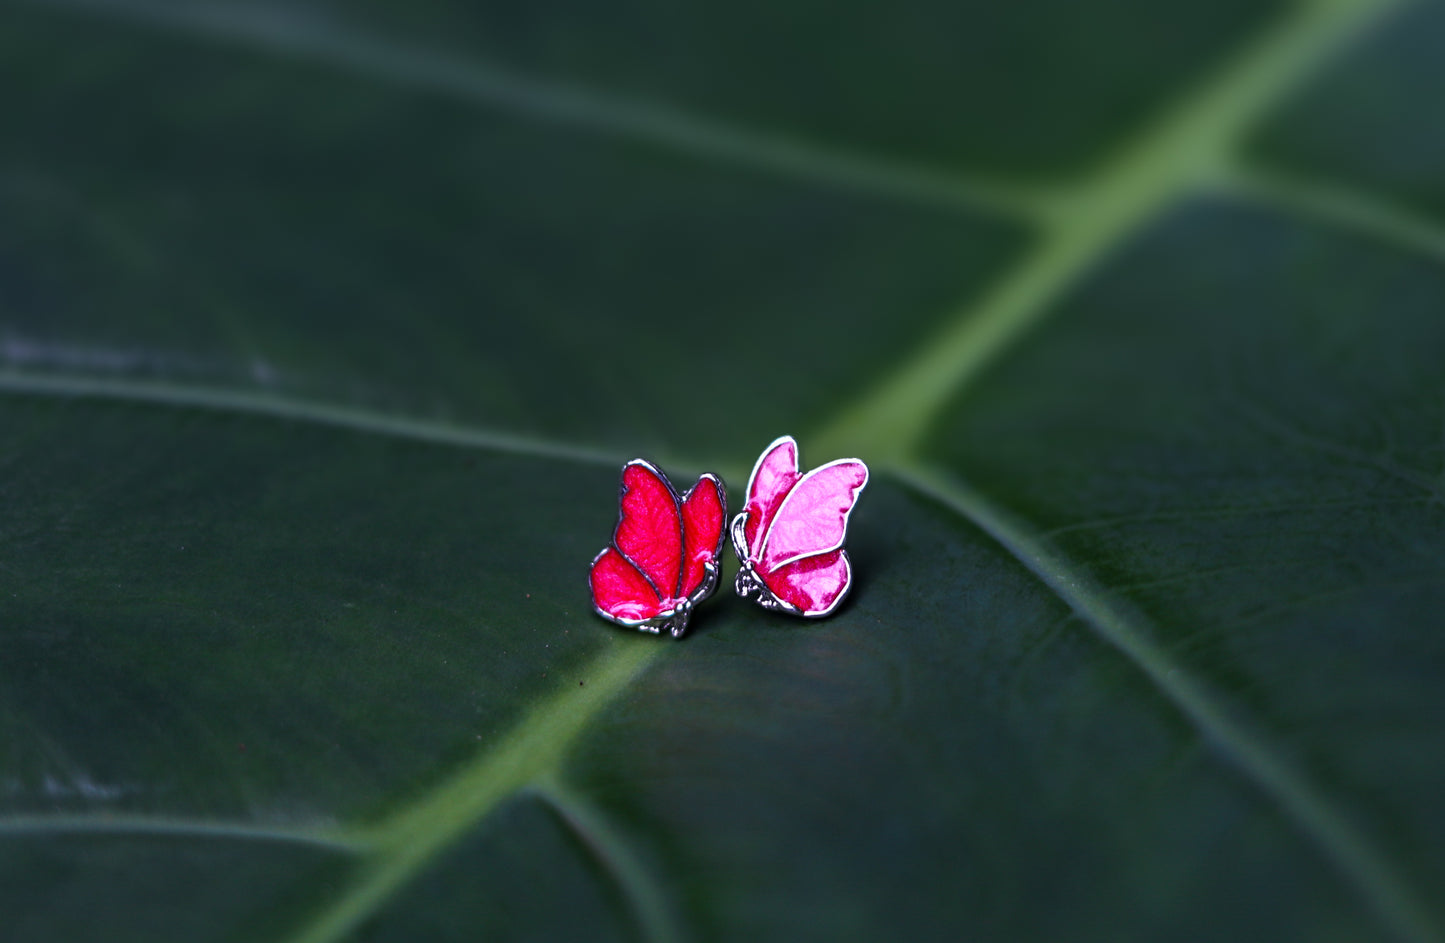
[18,0,1050,221]
[814,0,1412,461]
[893,463,1443,943]
[0,815,359,851]
[532,780,689,943]
[1220,163,1445,263]
[0,370,625,467]
[281,642,662,943]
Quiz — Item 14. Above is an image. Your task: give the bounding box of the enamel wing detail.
[731,435,868,617]
[589,459,726,638]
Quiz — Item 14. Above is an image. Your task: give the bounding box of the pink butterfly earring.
[589,459,726,638]
[731,435,868,617]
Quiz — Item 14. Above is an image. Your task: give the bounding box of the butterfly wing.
[613,459,683,599]
[679,473,726,599]
[757,549,853,617]
[758,459,868,571]
[589,547,664,623]
[740,435,801,560]
[590,459,683,626]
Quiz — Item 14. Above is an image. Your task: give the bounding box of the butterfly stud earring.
[590,459,726,638]
[731,435,868,618]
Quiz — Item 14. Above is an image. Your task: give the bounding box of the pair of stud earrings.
[589,435,869,638]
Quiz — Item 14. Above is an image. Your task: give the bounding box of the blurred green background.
[3,0,1445,940]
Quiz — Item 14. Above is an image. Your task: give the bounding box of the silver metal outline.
[590,460,727,639]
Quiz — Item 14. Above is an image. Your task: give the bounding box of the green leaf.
[2,0,1443,941]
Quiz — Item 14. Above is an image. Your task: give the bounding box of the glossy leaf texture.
[3,0,1444,941]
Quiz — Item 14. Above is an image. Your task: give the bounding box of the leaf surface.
[2,1,1443,941]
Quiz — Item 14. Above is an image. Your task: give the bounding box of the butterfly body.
[730,436,868,618]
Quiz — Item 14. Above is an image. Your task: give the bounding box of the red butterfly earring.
[731,435,868,617]
[589,459,726,638]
